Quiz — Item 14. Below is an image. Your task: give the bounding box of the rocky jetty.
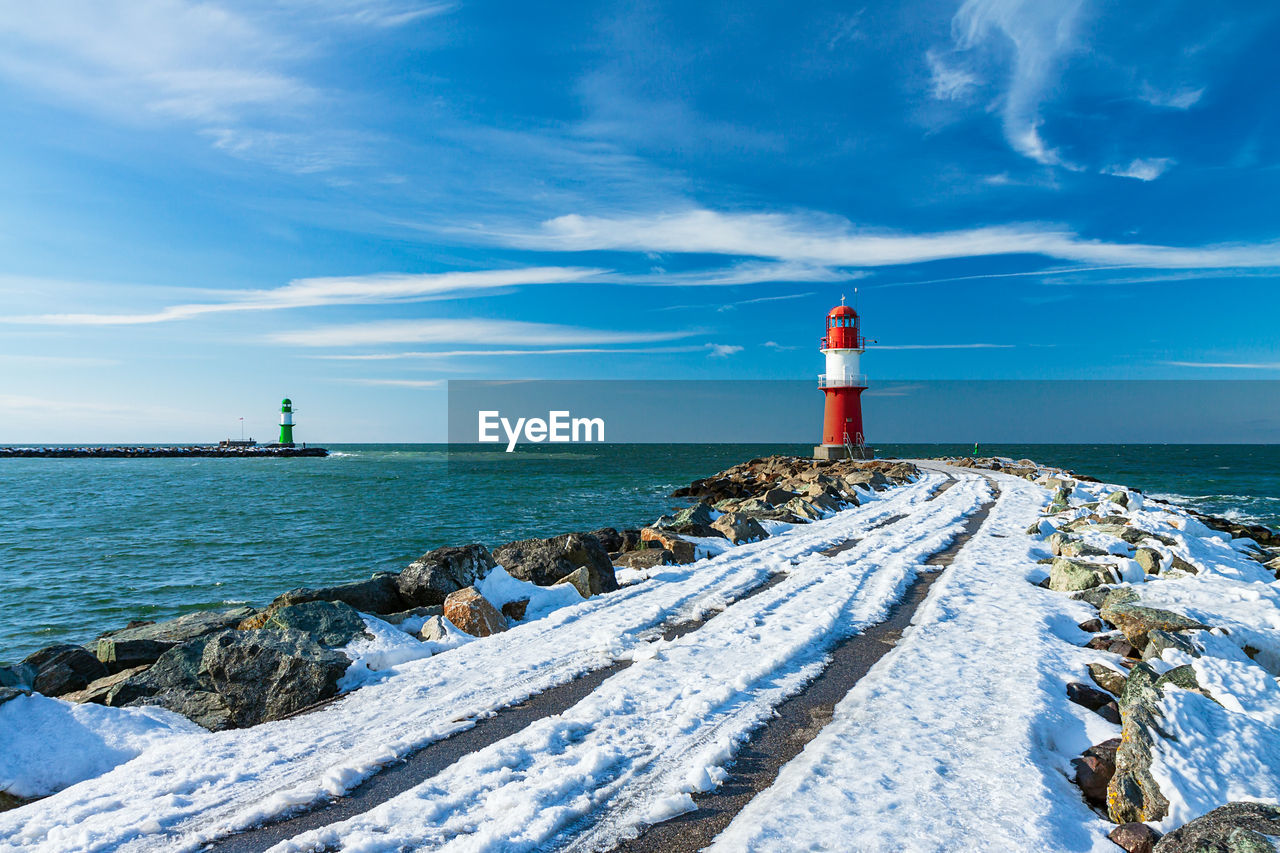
[945,455,1280,853]
[0,445,327,458]
[0,454,917,772]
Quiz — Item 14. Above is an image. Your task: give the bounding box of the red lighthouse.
[814,300,871,460]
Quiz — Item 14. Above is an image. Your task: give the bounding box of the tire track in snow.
[609,471,999,853]
[263,475,992,853]
[0,474,946,853]
[210,475,962,852]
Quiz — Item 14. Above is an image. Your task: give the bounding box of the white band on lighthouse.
[280,413,293,425]
[823,348,862,381]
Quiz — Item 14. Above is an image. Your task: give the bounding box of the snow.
[0,471,949,852]
[4,461,1276,853]
[0,693,202,799]
[266,475,992,852]
[706,467,1118,852]
[476,565,585,620]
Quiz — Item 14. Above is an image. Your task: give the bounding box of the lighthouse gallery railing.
[818,373,868,388]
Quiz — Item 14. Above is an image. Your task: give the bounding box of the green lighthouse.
[278,398,295,446]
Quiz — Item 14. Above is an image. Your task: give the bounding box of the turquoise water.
[0,443,1276,663]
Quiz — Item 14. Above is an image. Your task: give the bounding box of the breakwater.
[0,445,328,458]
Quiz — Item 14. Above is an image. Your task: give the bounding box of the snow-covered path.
[0,471,953,853]
[266,474,992,853]
[705,465,1116,853]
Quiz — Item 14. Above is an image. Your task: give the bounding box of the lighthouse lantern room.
[814,301,873,460]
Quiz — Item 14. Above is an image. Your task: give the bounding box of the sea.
[1,443,1276,663]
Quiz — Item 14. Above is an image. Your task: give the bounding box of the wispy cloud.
[707,344,744,358]
[0,2,311,124]
[1104,157,1176,182]
[926,50,979,101]
[655,290,819,313]
[874,343,1015,350]
[0,0,447,171]
[0,354,119,367]
[311,345,706,360]
[600,261,857,287]
[272,318,697,348]
[1163,361,1280,369]
[1,267,605,326]
[504,209,1280,270]
[948,0,1087,166]
[1139,84,1204,110]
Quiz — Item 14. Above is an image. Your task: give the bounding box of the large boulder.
[1088,663,1128,696]
[1110,823,1161,853]
[591,528,642,553]
[62,666,151,704]
[106,639,234,731]
[553,566,593,599]
[417,615,451,643]
[21,644,107,697]
[1120,528,1177,547]
[200,629,350,728]
[1143,630,1199,661]
[1049,558,1117,592]
[1100,598,1212,649]
[397,544,497,607]
[652,502,716,530]
[1153,802,1280,853]
[0,686,31,709]
[1134,548,1163,575]
[1073,737,1120,807]
[250,600,369,648]
[612,549,675,569]
[96,606,258,672]
[712,512,769,544]
[1108,663,1211,825]
[493,533,618,594]
[271,574,405,616]
[639,528,698,564]
[761,488,799,507]
[443,587,507,637]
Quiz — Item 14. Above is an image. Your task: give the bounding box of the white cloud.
[1104,157,1176,182]
[272,319,696,348]
[1163,361,1280,369]
[0,1,311,124]
[1,267,605,326]
[926,50,979,101]
[707,344,744,358]
[0,0,448,170]
[600,261,857,287]
[507,209,1280,270]
[947,0,1087,165]
[1139,84,1205,110]
[873,343,1015,350]
[311,345,706,359]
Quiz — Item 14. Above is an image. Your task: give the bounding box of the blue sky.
[1,0,1279,442]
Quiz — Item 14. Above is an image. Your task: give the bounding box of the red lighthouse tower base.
[814,303,874,460]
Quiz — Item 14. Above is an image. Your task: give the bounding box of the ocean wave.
[1149,493,1279,525]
